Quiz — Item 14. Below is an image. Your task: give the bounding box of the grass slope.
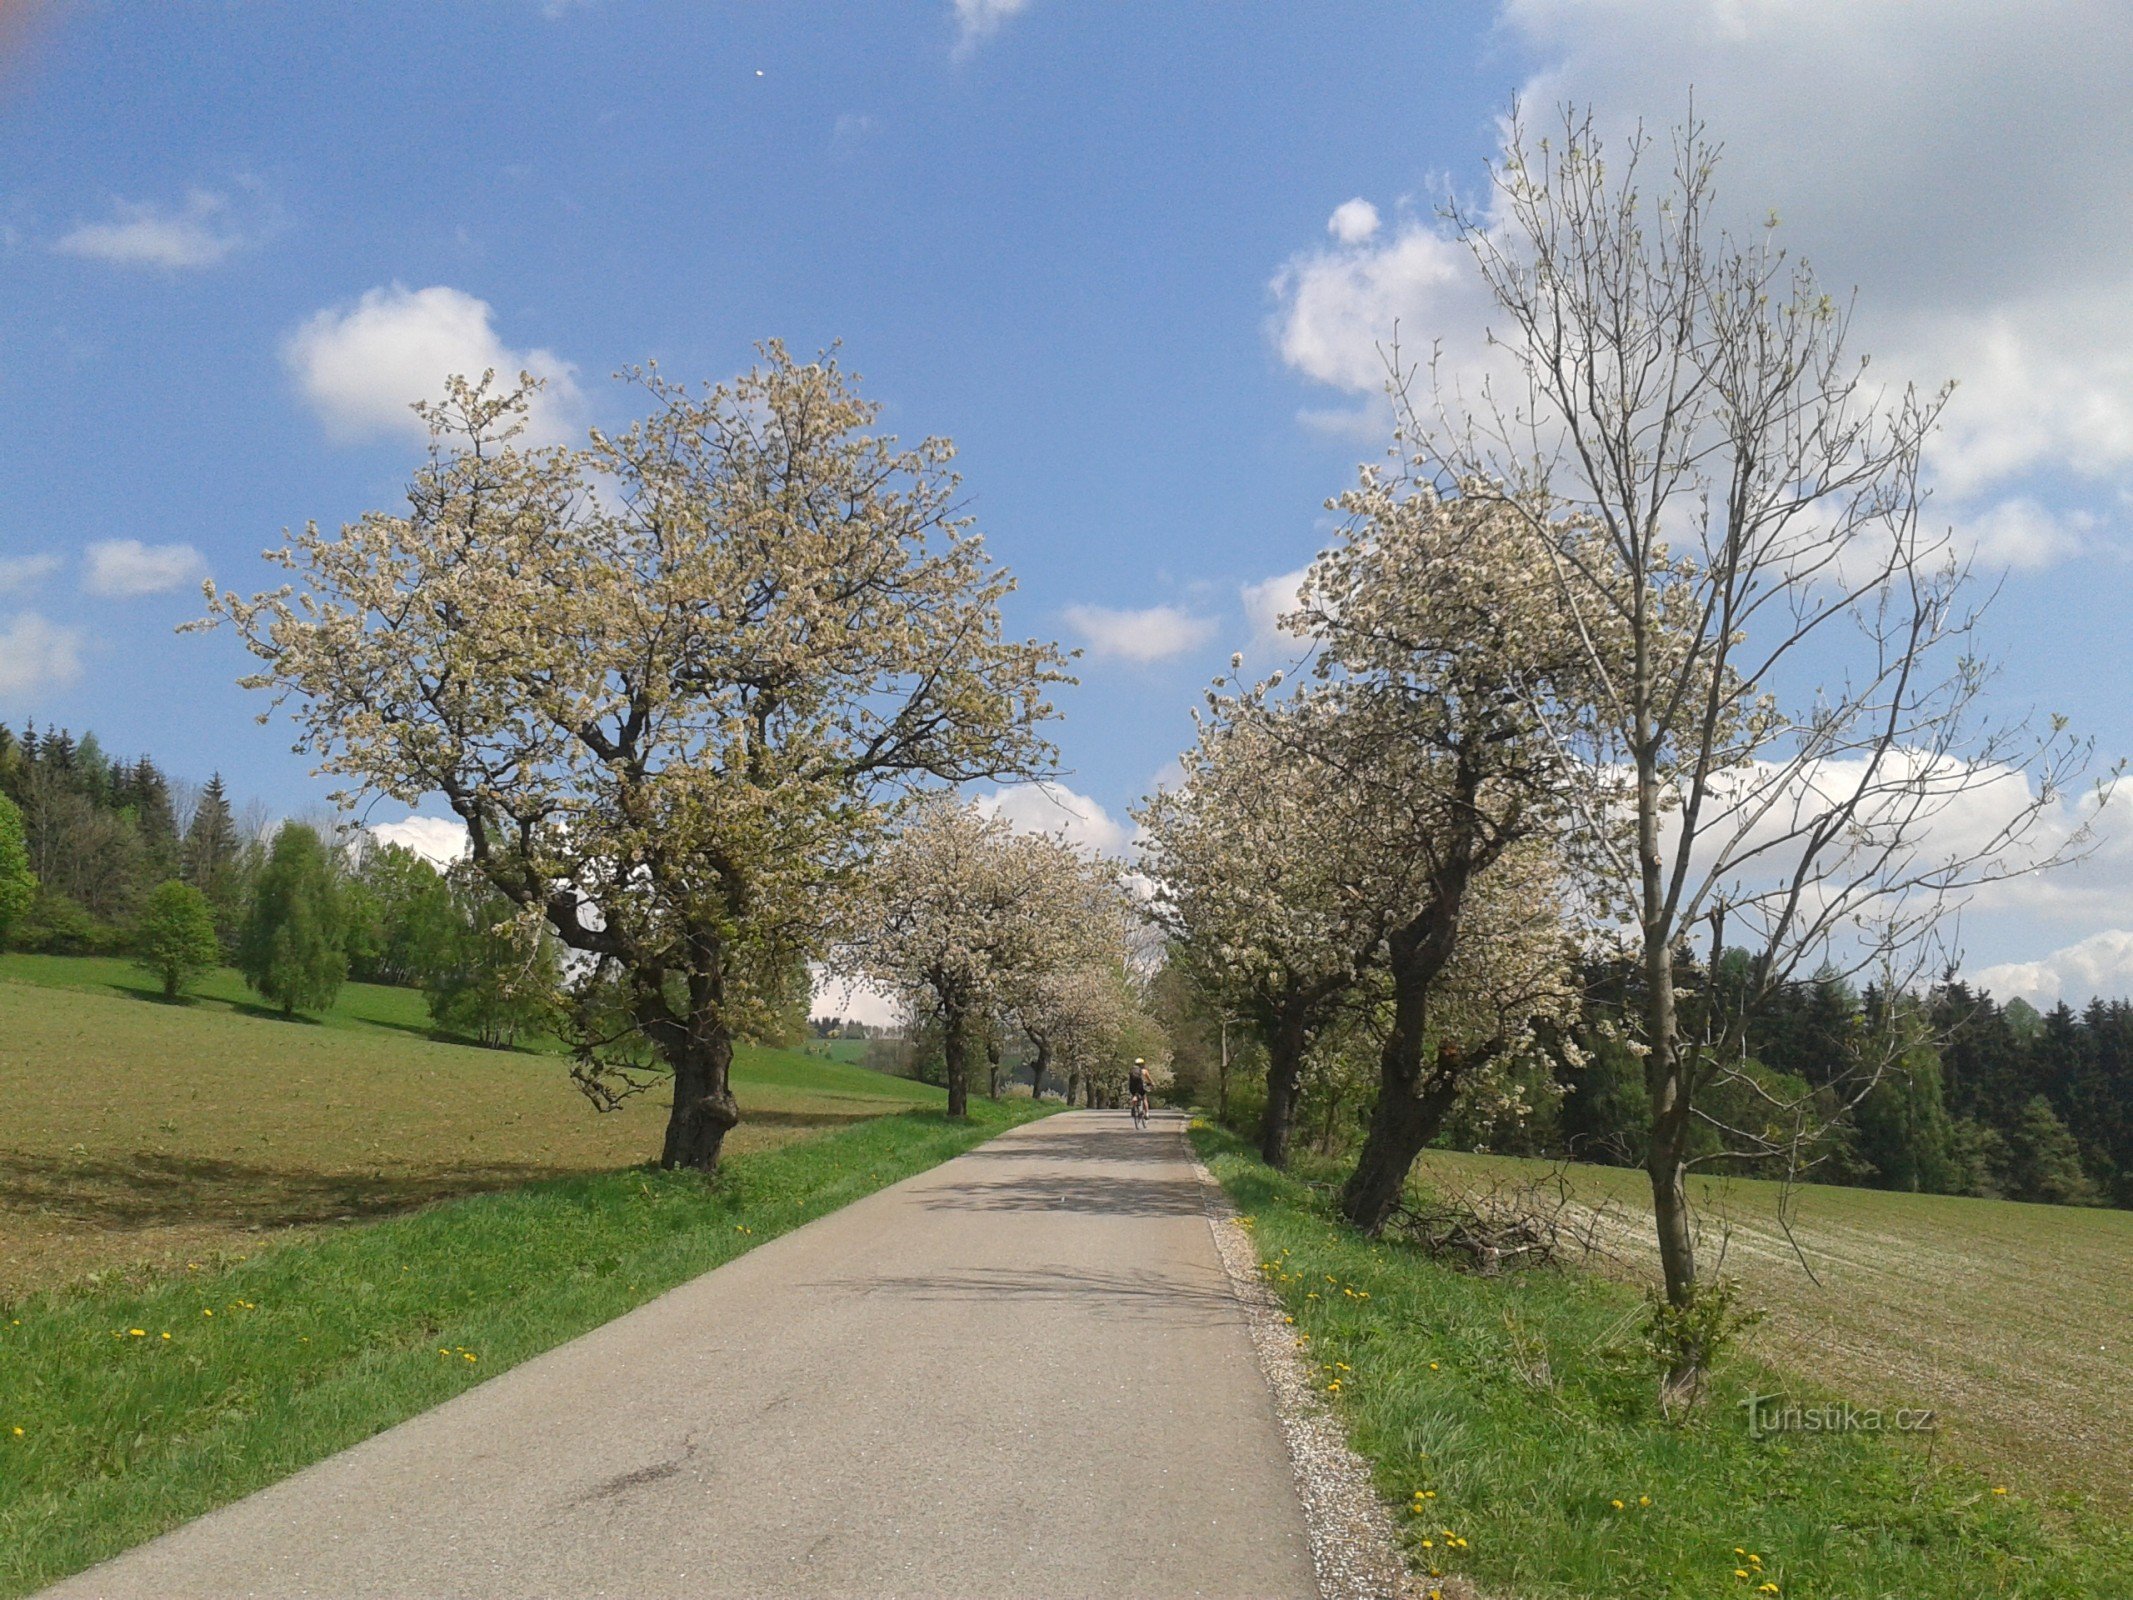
[0,954,941,1297]
[1195,1126,2132,1600]
[1,1099,1044,1598]
[1407,1147,2133,1515]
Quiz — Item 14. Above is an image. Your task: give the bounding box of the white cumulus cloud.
[0,554,61,595]
[1063,602,1216,663]
[1273,220,1484,397]
[55,189,251,270]
[368,814,471,870]
[82,539,204,598]
[283,284,583,446]
[1327,197,1381,245]
[1240,566,1314,644]
[976,782,1129,855]
[1955,498,2099,571]
[0,612,85,696]
[1975,929,2133,1009]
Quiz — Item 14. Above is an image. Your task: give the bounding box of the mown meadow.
[1410,1147,2133,1518]
[0,953,939,1297]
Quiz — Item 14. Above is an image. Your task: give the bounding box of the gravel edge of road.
[1184,1134,1462,1600]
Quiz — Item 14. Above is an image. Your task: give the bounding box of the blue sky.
[5,1,2132,1002]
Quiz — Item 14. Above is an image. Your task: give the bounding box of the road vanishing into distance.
[44,1111,1321,1599]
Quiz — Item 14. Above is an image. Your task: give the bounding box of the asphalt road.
[43,1110,1319,1599]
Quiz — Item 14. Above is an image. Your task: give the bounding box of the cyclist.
[1127,1057,1151,1126]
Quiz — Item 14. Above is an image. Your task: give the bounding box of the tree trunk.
[987,1031,1003,1100]
[1260,1007,1308,1169]
[1340,1045,1464,1234]
[1317,1087,1345,1155]
[1338,862,1477,1231]
[1646,956,1698,1311]
[1030,1039,1052,1100]
[944,1002,975,1119]
[660,1030,741,1172]
[1634,737,1699,1317]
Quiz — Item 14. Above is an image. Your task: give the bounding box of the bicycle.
[1129,1092,1149,1129]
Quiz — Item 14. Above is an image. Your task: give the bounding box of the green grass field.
[0,954,943,1298]
[1404,1147,2133,1516]
[800,1037,874,1066]
[1,1101,1043,1598]
[1195,1126,2133,1600]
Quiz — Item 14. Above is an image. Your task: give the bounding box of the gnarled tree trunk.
[661,1031,741,1171]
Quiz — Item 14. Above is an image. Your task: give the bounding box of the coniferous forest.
[0,720,562,1049]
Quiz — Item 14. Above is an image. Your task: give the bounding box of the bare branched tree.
[1408,105,2108,1373]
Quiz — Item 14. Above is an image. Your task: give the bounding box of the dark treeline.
[1158,946,2131,1212]
[0,720,249,951]
[0,719,558,1046]
[1535,954,2125,1210]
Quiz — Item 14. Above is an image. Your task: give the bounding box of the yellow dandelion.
[1638,1495,1650,1507]
[1610,1499,1624,1510]
[1735,1570,1750,1579]
[128,1328,145,1337]
[10,1426,21,1436]
[1992,1486,2008,1496]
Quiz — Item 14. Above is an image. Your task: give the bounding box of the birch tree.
[1413,107,2101,1360]
[207,347,1067,1170]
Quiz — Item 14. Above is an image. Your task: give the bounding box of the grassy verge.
[1193,1123,2132,1600]
[1,1099,1045,1598]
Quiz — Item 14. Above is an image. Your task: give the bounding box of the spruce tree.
[2006,1096,2099,1206]
[236,823,346,1017]
[183,775,243,946]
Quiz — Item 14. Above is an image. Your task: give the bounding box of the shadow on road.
[960,1126,1183,1166]
[921,1173,1206,1218]
[806,1264,1237,1319]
